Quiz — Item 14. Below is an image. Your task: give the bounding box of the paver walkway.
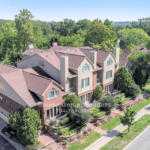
[85,104,150,150]
[39,134,63,150]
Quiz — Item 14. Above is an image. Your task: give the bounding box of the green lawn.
[143,82,150,93]
[68,99,150,150]
[101,116,120,131]
[101,115,150,150]
[101,99,150,131]
[131,98,150,112]
[68,131,101,150]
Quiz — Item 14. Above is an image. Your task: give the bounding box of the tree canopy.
[118,28,150,50]
[128,51,150,88]
[114,67,140,97]
[0,9,150,65]
[85,21,117,51]
[9,108,41,145]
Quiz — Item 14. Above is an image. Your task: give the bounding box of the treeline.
[0,9,150,65]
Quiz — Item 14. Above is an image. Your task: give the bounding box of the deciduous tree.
[120,107,136,132]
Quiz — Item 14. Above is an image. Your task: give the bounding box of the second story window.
[82,63,90,73]
[107,58,113,66]
[106,70,112,79]
[48,89,59,100]
[81,78,90,89]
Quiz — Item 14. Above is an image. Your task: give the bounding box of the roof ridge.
[22,69,52,81]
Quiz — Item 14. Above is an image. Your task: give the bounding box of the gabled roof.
[51,46,85,56]
[0,64,62,107]
[23,45,115,71]
[119,50,130,66]
[97,51,110,65]
[23,48,60,70]
[55,51,85,70]
[0,69,37,107]
[0,64,17,74]
[23,71,51,95]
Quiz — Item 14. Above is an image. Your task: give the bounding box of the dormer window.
[82,63,90,73]
[107,58,113,65]
[48,89,59,100]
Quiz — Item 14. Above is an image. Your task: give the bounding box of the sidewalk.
[85,104,150,150]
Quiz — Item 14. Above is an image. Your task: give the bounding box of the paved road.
[124,126,150,150]
[0,135,16,150]
[0,118,16,150]
[86,104,150,150]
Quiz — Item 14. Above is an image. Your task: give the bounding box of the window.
[82,63,90,73]
[106,70,112,79]
[107,58,113,65]
[48,89,59,99]
[105,84,113,93]
[47,110,50,118]
[81,78,90,89]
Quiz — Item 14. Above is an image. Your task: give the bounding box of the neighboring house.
[18,44,119,103]
[0,64,64,124]
[0,43,120,124]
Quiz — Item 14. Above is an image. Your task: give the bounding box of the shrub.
[114,93,126,110]
[100,96,114,115]
[127,84,141,98]
[114,93,125,105]
[9,108,41,145]
[69,111,90,127]
[120,107,136,132]
[114,67,137,97]
[90,107,105,119]
[59,117,70,126]
[92,85,103,101]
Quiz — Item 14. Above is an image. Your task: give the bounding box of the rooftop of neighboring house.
[0,64,63,107]
[119,50,130,66]
[23,44,112,72]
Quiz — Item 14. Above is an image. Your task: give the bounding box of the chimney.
[60,55,69,92]
[115,39,120,66]
[28,43,34,49]
[52,42,58,47]
[91,50,97,69]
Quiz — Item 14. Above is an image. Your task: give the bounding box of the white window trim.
[47,90,59,100]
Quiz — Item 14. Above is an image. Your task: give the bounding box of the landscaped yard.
[101,115,150,150]
[131,98,150,112]
[101,116,120,131]
[101,98,150,131]
[68,131,101,150]
[143,82,150,93]
[68,98,150,150]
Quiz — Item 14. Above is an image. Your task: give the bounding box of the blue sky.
[0,0,150,21]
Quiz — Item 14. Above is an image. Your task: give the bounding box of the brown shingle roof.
[120,50,130,66]
[0,69,37,107]
[97,51,110,65]
[51,46,85,56]
[23,48,60,70]
[23,71,51,95]
[23,46,113,70]
[0,64,17,74]
[0,65,62,107]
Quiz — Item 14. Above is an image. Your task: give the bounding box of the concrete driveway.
[124,126,150,150]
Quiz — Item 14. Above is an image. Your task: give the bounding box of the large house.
[0,43,120,125]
